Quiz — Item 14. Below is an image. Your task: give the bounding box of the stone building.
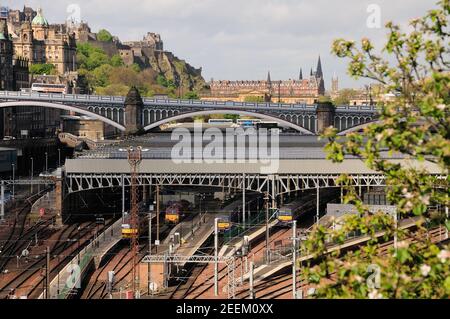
[0,13,64,139]
[205,56,326,104]
[13,57,29,90]
[11,8,77,75]
[61,115,118,141]
[4,6,36,33]
[0,18,14,91]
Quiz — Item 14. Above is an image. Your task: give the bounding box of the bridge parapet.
[0,90,379,134]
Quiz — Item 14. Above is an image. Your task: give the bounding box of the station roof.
[65,134,444,175]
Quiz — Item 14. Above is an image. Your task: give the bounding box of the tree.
[29,63,56,75]
[332,88,358,105]
[244,95,265,103]
[90,64,113,87]
[97,29,113,42]
[303,0,449,298]
[110,54,124,67]
[183,91,199,100]
[76,43,110,71]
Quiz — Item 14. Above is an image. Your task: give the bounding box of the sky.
[3,0,435,88]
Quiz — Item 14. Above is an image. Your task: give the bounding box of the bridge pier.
[125,87,144,135]
[316,101,335,134]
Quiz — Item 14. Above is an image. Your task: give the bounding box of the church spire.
[299,68,303,80]
[316,55,323,78]
[310,68,313,76]
[266,71,272,91]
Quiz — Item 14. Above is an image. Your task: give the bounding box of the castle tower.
[125,87,144,135]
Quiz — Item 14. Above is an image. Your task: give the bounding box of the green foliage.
[304,0,450,299]
[76,43,110,71]
[224,114,240,121]
[183,91,199,100]
[29,63,56,75]
[332,89,358,105]
[244,96,265,103]
[156,74,177,89]
[110,54,124,67]
[97,29,113,42]
[318,95,333,103]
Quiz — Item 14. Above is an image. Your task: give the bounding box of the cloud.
[4,0,434,88]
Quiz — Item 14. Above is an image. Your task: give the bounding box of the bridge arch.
[143,109,315,134]
[338,119,380,135]
[0,101,126,131]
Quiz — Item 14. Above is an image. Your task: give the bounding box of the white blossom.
[420,264,431,277]
[397,241,409,249]
[385,128,395,136]
[376,133,384,141]
[368,289,383,299]
[437,250,449,263]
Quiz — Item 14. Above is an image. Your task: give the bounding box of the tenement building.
[11,8,77,75]
[204,56,326,104]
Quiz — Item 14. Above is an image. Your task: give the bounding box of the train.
[164,200,192,224]
[217,194,261,232]
[208,119,234,125]
[236,119,262,127]
[277,198,309,226]
[121,210,149,239]
[207,118,281,131]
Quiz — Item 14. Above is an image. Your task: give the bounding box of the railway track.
[0,219,114,299]
[180,227,292,299]
[234,225,447,299]
[81,223,173,299]
[82,243,131,299]
[0,190,53,273]
[176,192,328,299]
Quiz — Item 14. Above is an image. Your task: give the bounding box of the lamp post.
[214,217,219,296]
[148,203,154,296]
[58,148,61,167]
[45,152,48,172]
[11,164,15,200]
[30,157,33,194]
[264,192,270,263]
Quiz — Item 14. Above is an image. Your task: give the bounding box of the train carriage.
[277,199,306,226]
[164,200,192,224]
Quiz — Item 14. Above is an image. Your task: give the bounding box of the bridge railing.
[0,90,378,112]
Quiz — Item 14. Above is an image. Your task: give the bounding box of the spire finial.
[316,55,323,78]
